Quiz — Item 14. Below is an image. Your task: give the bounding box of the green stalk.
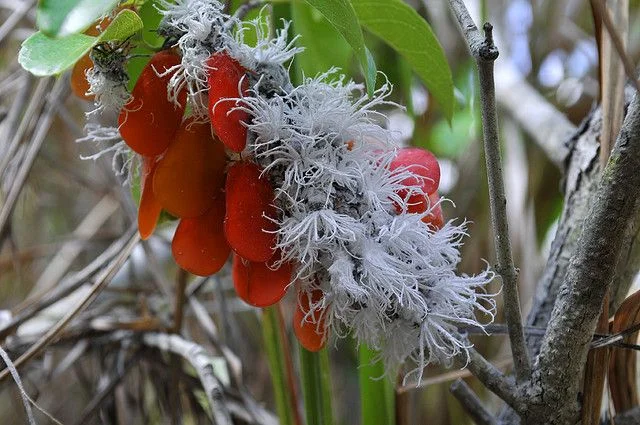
[299,346,334,425]
[262,307,297,425]
[358,345,395,425]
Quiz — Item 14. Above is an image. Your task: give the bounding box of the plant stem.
[447,0,531,384]
[358,345,394,425]
[262,306,300,425]
[299,346,333,425]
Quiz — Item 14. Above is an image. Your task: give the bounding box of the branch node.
[480,23,499,61]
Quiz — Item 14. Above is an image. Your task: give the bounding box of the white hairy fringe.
[86,67,131,115]
[240,70,496,380]
[158,0,230,117]
[225,15,303,91]
[77,124,139,186]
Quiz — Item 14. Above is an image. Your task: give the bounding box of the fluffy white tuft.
[240,70,496,380]
[77,124,138,186]
[158,0,230,117]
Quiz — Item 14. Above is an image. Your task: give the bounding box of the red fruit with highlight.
[172,196,230,276]
[232,254,292,307]
[153,119,227,218]
[390,147,441,213]
[118,51,186,156]
[224,162,277,262]
[138,156,163,240]
[207,53,249,152]
[293,288,327,352]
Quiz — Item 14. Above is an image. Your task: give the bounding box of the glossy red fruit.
[224,162,277,262]
[422,192,444,230]
[390,148,441,213]
[207,53,249,152]
[153,119,227,218]
[118,51,186,156]
[138,156,163,240]
[232,254,292,307]
[172,196,230,276]
[293,288,327,352]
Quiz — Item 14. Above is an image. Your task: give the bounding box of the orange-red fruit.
[71,54,95,100]
[422,192,444,230]
[232,254,292,307]
[172,196,230,276]
[207,53,249,152]
[224,162,277,262]
[153,120,227,218]
[390,147,441,213]
[138,156,163,240]
[118,51,186,156]
[293,288,327,352]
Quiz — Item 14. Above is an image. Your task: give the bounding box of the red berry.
[118,51,186,156]
[293,288,327,352]
[172,196,230,276]
[232,254,292,307]
[224,162,277,262]
[390,147,440,213]
[207,53,249,152]
[422,192,444,230]
[138,156,163,240]
[153,119,227,218]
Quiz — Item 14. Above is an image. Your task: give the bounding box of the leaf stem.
[299,346,333,425]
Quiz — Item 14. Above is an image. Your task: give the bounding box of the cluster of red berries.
[74,46,444,352]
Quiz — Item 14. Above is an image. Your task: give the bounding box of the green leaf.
[302,0,376,95]
[138,0,165,48]
[19,9,143,77]
[291,2,351,82]
[19,32,95,76]
[358,345,394,425]
[262,307,297,425]
[299,347,334,425]
[97,9,144,42]
[37,0,120,37]
[351,0,454,120]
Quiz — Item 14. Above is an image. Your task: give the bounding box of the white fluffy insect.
[81,0,496,381]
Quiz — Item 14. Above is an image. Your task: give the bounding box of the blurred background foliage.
[0,0,636,424]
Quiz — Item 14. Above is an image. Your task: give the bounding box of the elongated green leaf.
[20,10,143,77]
[358,345,394,425]
[262,307,297,425]
[302,0,376,95]
[299,347,333,425]
[352,0,454,119]
[291,2,351,82]
[37,0,120,37]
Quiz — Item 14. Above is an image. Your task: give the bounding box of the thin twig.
[172,268,189,333]
[591,0,640,93]
[142,332,233,425]
[450,379,499,425]
[72,351,140,425]
[448,0,531,383]
[0,78,65,239]
[0,231,139,383]
[0,228,136,340]
[462,348,524,413]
